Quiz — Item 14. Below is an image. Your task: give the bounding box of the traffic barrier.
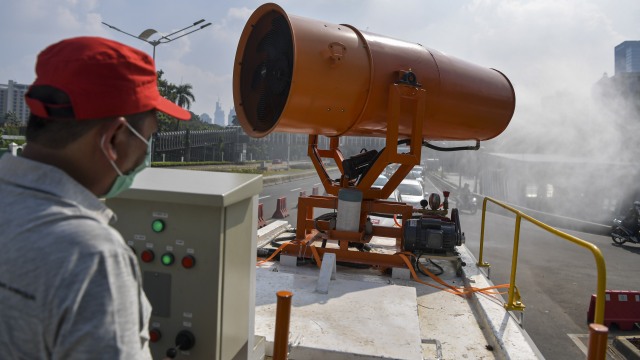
[272,197,290,219]
[312,186,319,196]
[587,290,640,330]
[294,191,307,209]
[257,203,267,229]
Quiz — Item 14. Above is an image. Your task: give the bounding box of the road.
[260,172,640,359]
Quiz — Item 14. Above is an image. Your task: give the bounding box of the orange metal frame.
[281,84,427,267]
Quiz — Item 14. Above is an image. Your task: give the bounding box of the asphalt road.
[260,172,640,359]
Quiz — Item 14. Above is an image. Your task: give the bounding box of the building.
[200,113,212,124]
[213,99,225,126]
[0,80,30,123]
[592,40,640,117]
[615,41,640,75]
[228,107,237,126]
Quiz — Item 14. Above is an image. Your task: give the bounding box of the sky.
[1,0,638,126]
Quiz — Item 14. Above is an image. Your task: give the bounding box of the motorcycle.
[611,218,640,245]
[457,195,478,215]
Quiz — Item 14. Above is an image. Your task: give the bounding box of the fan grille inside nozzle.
[240,13,293,133]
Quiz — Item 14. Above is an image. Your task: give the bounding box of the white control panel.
[107,168,262,360]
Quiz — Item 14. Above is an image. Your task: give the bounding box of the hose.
[416,253,444,276]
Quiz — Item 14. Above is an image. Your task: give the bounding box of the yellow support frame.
[476,197,607,324]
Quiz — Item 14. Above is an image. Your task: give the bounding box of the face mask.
[101,121,152,199]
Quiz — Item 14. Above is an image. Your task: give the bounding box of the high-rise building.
[213,99,225,126]
[0,80,30,123]
[615,41,640,75]
[592,40,640,129]
[228,107,237,126]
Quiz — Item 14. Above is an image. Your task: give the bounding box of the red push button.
[182,255,196,269]
[149,328,161,343]
[141,250,155,263]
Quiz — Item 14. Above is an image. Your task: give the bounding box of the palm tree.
[156,71,195,129]
[157,70,178,102]
[174,84,195,110]
[172,84,195,130]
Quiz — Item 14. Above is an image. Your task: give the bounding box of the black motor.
[403,209,464,254]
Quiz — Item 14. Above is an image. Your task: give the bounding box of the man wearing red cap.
[0,37,190,359]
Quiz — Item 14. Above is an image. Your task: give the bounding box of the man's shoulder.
[51,216,126,253]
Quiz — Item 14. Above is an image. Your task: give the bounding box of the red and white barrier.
[257,203,267,228]
[272,197,290,219]
[587,290,640,330]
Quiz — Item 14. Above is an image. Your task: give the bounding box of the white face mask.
[101,121,151,198]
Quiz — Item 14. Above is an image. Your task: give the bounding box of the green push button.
[161,253,174,266]
[151,219,165,233]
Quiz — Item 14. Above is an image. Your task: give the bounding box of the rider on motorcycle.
[621,201,640,239]
[460,183,472,206]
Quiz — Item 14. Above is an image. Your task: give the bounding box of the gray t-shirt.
[0,154,152,360]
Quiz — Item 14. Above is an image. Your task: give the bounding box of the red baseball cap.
[25,36,191,121]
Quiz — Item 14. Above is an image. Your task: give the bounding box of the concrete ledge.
[614,336,640,360]
[459,245,546,359]
[256,220,289,248]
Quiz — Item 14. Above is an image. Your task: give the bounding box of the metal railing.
[476,196,607,326]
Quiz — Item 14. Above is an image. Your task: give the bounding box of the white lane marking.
[314,183,321,186]
[290,188,301,192]
[423,176,442,193]
[259,195,271,200]
[567,334,588,356]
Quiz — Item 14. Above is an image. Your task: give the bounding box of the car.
[272,159,283,164]
[405,169,424,186]
[397,179,425,208]
[369,189,400,226]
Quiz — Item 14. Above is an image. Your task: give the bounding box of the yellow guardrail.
[477,196,607,325]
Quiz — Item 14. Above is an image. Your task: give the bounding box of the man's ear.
[100,117,128,161]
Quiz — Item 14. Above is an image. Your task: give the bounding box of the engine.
[403,209,464,254]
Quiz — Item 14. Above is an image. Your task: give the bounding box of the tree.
[157,70,174,100]
[156,70,198,131]
[3,111,21,126]
[174,84,195,110]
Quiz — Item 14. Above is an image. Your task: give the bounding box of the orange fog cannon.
[233,3,516,267]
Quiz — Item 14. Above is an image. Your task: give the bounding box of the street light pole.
[101,19,212,61]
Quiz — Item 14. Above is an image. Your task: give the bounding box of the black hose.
[270,235,296,248]
[422,140,480,152]
[416,253,444,276]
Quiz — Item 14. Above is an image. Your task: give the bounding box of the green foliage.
[152,161,227,167]
[156,70,202,131]
[174,84,195,110]
[0,113,25,147]
[156,112,224,132]
[3,111,22,126]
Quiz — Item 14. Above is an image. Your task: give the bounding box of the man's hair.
[26,86,151,149]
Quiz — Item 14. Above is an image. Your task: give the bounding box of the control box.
[106,168,262,360]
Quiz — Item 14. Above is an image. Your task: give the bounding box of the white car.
[405,169,424,187]
[397,179,425,208]
[372,174,388,189]
[369,189,400,227]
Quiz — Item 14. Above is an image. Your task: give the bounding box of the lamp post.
[101,19,212,61]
